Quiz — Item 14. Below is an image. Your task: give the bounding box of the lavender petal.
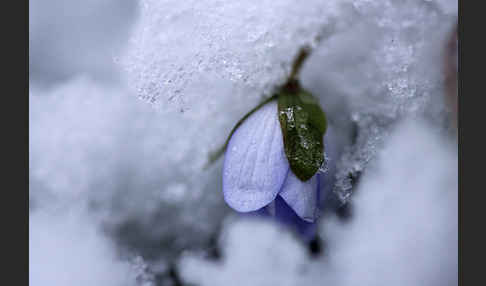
[274,195,317,243]
[222,101,289,212]
[278,172,319,223]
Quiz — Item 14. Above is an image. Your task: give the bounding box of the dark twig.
[289,46,311,81]
[205,25,331,167]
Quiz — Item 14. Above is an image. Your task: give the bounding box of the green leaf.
[277,80,327,181]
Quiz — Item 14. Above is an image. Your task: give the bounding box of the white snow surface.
[29,77,228,261]
[120,0,344,110]
[29,208,155,286]
[29,0,457,285]
[29,0,138,85]
[179,218,310,286]
[120,0,457,200]
[180,118,458,286]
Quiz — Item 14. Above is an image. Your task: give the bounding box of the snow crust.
[29,0,457,284]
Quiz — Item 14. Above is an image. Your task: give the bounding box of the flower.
[222,100,335,241]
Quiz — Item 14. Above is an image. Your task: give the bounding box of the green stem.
[289,46,311,81]
[205,28,328,168]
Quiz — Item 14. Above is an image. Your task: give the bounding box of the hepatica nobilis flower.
[221,75,334,242]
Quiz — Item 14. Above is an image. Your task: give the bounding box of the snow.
[120,0,457,201]
[120,0,344,111]
[319,118,457,286]
[29,0,138,85]
[179,118,458,286]
[299,0,457,201]
[29,0,457,285]
[29,77,228,262]
[179,218,309,286]
[29,208,154,286]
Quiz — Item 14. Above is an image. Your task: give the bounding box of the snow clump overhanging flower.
[205,46,338,242]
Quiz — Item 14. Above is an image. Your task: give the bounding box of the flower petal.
[223,101,289,212]
[278,172,319,222]
[274,196,317,242]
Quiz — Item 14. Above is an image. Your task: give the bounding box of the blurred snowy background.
[29,0,457,285]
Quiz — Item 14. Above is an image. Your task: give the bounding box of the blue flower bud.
[222,95,336,240]
[223,101,289,212]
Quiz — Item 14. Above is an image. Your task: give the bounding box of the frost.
[120,0,456,201]
[120,0,345,111]
[318,118,458,286]
[29,209,148,286]
[300,0,457,201]
[318,152,330,174]
[30,0,457,284]
[179,118,458,286]
[29,77,228,264]
[179,218,309,286]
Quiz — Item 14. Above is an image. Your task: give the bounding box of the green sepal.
[277,79,327,181]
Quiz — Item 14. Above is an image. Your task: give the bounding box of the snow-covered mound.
[29,0,457,285]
